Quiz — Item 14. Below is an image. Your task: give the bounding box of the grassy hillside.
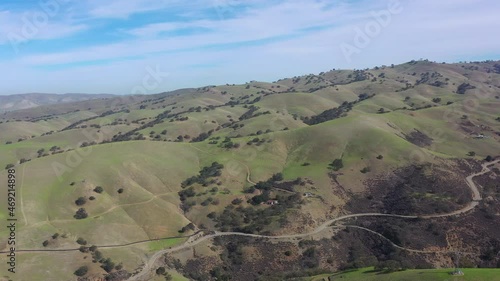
[0,60,499,280]
[306,267,500,281]
[0,93,115,113]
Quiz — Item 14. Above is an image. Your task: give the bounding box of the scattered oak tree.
[74,266,88,277]
[75,197,87,206]
[74,208,88,219]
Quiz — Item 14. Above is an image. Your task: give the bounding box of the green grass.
[0,121,54,143]
[308,267,500,281]
[9,252,83,281]
[170,271,190,281]
[151,271,190,281]
[256,92,339,116]
[0,141,201,246]
[1,61,499,281]
[0,124,136,169]
[147,237,186,251]
[138,106,247,140]
[85,108,165,126]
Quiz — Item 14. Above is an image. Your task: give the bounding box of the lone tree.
[76,237,87,245]
[156,267,166,275]
[5,164,14,170]
[74,208,88,219]
[93,186,104,193]
[75,197,87,206]
[179,223,196,233]
[328,159,343,171]
[74,266,88,277]
[457,82,475,94]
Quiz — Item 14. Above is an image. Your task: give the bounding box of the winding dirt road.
[244,163,256,185]
[128,160,498,281]
[334,225,476,255]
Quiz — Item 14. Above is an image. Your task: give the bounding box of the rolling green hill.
[0,60,499,281]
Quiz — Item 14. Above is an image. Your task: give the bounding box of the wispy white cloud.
[0,0,499,95]
[0,10,87,45]
[0,2,90,58]
[84,0,208,19]
[17,1,352,65]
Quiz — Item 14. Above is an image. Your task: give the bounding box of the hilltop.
[0,59,499,281]
[0,93,115,113]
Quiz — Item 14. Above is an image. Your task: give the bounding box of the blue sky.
[0,0,499,95]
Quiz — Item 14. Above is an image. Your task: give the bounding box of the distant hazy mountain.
[0,93,115,112]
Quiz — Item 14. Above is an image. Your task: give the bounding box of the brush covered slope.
[0,60,499,281]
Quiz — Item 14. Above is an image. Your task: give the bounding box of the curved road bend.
[129,160,498,281]
[334,225,476,255]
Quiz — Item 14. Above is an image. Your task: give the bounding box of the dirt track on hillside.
[128,160,499,281]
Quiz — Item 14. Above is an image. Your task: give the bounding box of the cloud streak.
[0,0,499,95]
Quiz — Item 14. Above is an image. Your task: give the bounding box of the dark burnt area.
[346,160,476,216]
[332,227,433,270]
[180,236,345,280]
[182,236,307,281]
[349,217,449,250]
[404,129,433,147]
[343,161,500,269]
[273,180,298,192]
[170,161,500,280]
[454,167,500,268]
[177,231,433,281]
